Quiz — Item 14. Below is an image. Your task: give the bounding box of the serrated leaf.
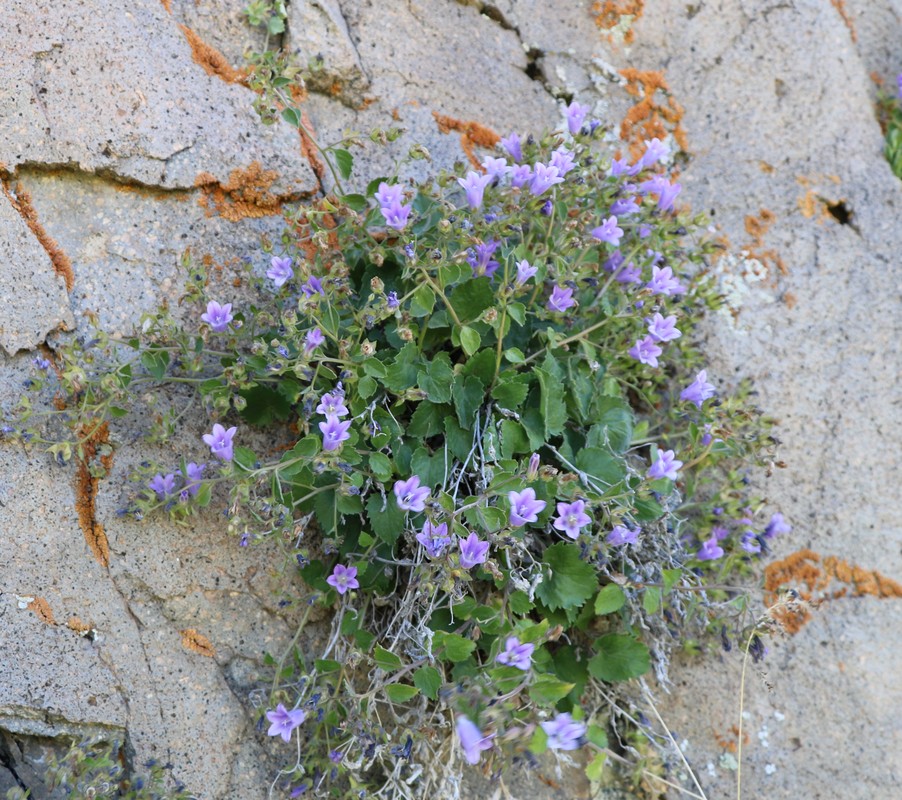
[238,384,291,426]
[368,452,394,482]
[508,590,533,614]
[412,666,442,700]
[575,448,626,486]
[449,277,494,321]
[452,375,485,428]
[587,634,651,682]
[358,375,378,399]
[384,343,420,392]
[536,356,566,438]
[528,674,575,705]
[140,350,169,380]
[410,285,435,317]
[374,646,403,671]
[500,420,529,459]
[444,416,472,461]
[343,193,368,212]
[334,148,354,180]
[417,352,453,403]
[535,542,597,611]
[588,397,634,454]
[491,373,531,410]
[410,447,446,488]
[435,631,476,662]
[408,401,448,437]
[594,584,626,615]
[365,493,406,545]
[384,684,419,703]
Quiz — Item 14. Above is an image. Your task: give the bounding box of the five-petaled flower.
[382,202,411,231]
[495,636,534,670]
[201,300,234,333]
[394,476,430,512]
[646,265,686,297]
[327,563,360,595]
[267,256,294,287]
[541,713,586,750]
[647,449,683,481]
[149,473,176,499]
[482,156,509,180]
[530,162,564,196]
[203,423,237,462]
[416,520,450,558]
[591,216,623,247]
[680,370,716,408]
[547,285,576,313]
[515,259,538,286]
[266,703,307,743]
[646,313,681,342]
[455,716,494,765]
[628,335,663,367]
[304,327,325,355]
[509,164,532,189]
[606,524,639,546]
[764,512,791,540]
[316,390,349,418]
[182,462,205,496]
[637,137,670,169]
[552,500,592,539]
[550,147,576,176]
[458,532,490,569]
[696,536,724,561]
[319,415,352,451]
[375,182,404,208]
[508,488,546,527]
[458,172,493,210]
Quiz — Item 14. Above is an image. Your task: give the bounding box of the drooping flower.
[680,370,716,408]
[646,266,687,297]
[201,301,234,333]
[482,156,509,180]
[500,132,523,162]
[267,256,294,287]
[301,275,325,298]
[149,473,176,499]
[740,530,762,554]
[459,532,490,569]
[508,488,546,527]
[382,202,411,231]
[304,327,325,355]
[266,704,307,743]
[552,499,592,540]
[467,240,501,278]
[764,512,791,540]
[547,285,576,313]
[375,182,404,209]
[646,313,681,342]
[495,636,534,670]
[591,216,623,247]
[606,524,639,546]
[182,462,206,496]
[203,423,237,462]
[455,716,494,765]
[319,415,352,451]
[509,164,532,189]
[529,162,564,196]
[416,520,451,558]
[515,259,538,286]
[550,147,576,176]
[647,449,683,481]
[326,563,360,595]
[639,175,682,211]
[394,476,430,512]
[316,391,349,418]
[696,536,724,561]
[610,197,640,216]
[541,713,586,750]
[628,335,663,367]
[458,172,493,210]
[565,100,589,135]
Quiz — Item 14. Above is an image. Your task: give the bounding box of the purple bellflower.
[515,259,538,286]
[382,202,411,231]
[764,512,792,540]
[509,164,532,189]
[482,156,509,180]
[552,499,592,539]
[591,216,624,246]
[496,636,534,670]
[646,266,686,297]
[680,370,716,408]
[646,313,681,342]
[526,452,540,480]
[317,391,349,418]
[326,563,359,595]
[629,335,663,367]
[203,423,237,462]
[267,256,294,287]
[607,524,639,546]
[394,476,430,512]
[304,327,325,355]
[182,462,205,496]
[416,521,451,558]
[696,536,725,561]
[508,488,546,526]
[541,713,586,751]
[266,704,307,743]
[149,473,176,499]
[456,716,494,765]
[648,449,683,481]
[530,162,564,196]
[459,532,490,569]
[550,147,576,176]
[547,285,576,313]
[201,301,234,333]
[375,182,404,208]
[467,240,501,278]
[301,275,325,298]
[501,132,523,162]
[458,172,493,210]
[319,415,352,451]
[637,137,670,169]
[565,101,589,135]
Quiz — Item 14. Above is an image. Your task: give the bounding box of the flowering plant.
[8,103,787,796]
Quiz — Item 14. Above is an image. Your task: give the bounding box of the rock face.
[1,0,901,798]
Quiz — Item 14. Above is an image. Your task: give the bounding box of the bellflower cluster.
[376,182,411,231]
[416,520,451,558]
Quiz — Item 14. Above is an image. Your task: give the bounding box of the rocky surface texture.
[1,0,901,798]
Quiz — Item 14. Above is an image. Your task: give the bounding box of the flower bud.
[527,452,540,480]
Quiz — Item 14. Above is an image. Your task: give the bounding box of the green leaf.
[408,401,448,437]
[410,285,435,317]
[449,277,494,321]
[594,584,626,615]
[238,385,292,426]
[412,666,442,700]
[444,416,473,461]
[452,375,485,428]
[334,148,354,180]
[343,193,368,212]
[586,724,608,749]
[491,373,531,410]
[643,586,662,615]
[365,493,406,545]
[358,375,378,399]
[586,752,607,782]
[374,646,404,671]
[575,448,626,486]
[434,631,476,662]
[587,634,651,682]
[460,348,496,384]
[232,446,257,472]
[368,452,394,482]
[459,326,481,356]
[589,397,634,454]
[662,568,682,593]
[384,684,419,703]
[504,347,525,363]
[507,302,526,326]
[108,406,128,418]
[536,355,566,438]
[384,343,420,392]
[535,542,597,611]
[281,107,301,128]
[410,447,446,488]
[362,359,388,379]
[140,350,169,380]
[417,352,453,403]
[508,590,533,614]
[500,420,529,459]
[529,674,575,705]
[315,659,342,674]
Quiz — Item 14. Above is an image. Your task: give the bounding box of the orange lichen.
[74,421,112,568]
[160,0,172,11]
[432,112,500,170]
[178,25,248,85]
[713,725,749,754]
[592,0,645,44]
[27,597,56,625]
[195,163,298,222]
[180,629,216,657]
[765,549,902,634]
[298,110,327,189]
[66,616,93,635]
[742,208,787,276]
[783,291,797,309]
[618,69,688,161]
[1,178,74,291]
[830,0,857,42]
